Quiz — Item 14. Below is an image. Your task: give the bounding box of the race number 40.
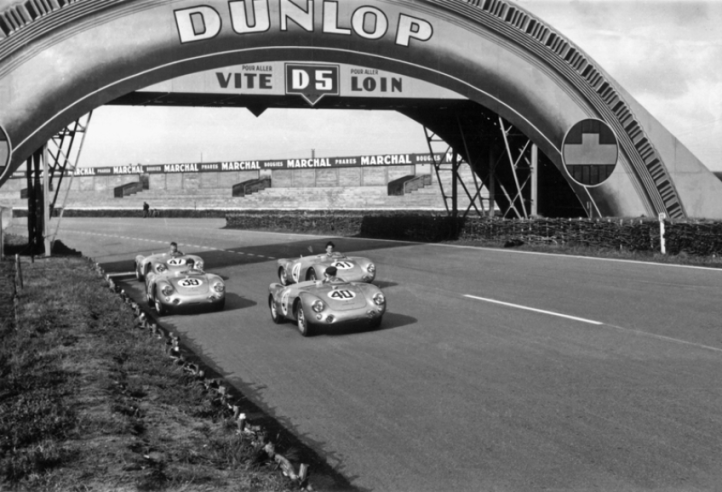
[285,64,339,106]
[328,289,356,301]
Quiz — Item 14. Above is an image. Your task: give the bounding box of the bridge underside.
[109,93,584,218]
[2,0,722,220]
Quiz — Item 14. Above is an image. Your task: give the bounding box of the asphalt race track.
[45,217,722,491]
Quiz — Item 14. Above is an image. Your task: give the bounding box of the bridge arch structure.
[1,0,721,218]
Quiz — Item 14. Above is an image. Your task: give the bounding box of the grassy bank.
[0,256,309,491]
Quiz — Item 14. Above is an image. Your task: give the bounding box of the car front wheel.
[154,293,167,316]
[135,263,143,281]
[269,295,283,324]
[279,268,290,286]
[296,303,312,337]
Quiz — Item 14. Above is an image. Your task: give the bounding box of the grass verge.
[0,256,312,491]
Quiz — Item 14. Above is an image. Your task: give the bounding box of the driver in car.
[169,241,184,256]
[320,266,345,285]
[182,258,202,273]
[325,241,344,258]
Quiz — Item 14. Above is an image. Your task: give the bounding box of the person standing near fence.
[143,202,150,218]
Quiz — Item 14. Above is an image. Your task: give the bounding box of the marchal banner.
[8,152,454,178]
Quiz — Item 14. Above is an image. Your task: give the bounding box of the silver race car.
[135,252,204,281]
[276,253,375,285]
[268,279,386,336]
[145,265,225,315]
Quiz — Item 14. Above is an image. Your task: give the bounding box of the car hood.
[300,282,371,310]
[167,273,217,295]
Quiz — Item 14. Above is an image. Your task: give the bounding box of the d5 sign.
[285,64,339,105]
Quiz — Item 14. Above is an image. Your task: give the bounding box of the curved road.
[49,218,722,491]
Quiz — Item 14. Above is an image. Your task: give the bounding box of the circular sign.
[0,124,10,171]
[562,119,618,187]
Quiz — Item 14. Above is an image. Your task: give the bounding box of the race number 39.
[179,278,203,288]
[285,64,339,106]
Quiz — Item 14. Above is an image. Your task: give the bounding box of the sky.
[77,0,722,171]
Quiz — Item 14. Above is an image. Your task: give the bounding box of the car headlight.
[161,285,174,296]
[196,261,204,270]
[373,293,385,306]
[213,282,224,293]
[157,264,167,273]
[367,263,375,273]
[312,300,325,313]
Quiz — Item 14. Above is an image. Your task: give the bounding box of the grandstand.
[0,153,485,214]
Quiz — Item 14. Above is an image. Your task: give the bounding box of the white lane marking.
[464,294,603,325]
[465,295,722,354]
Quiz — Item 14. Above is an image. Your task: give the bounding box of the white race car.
[145,265,225,315]
[135,252,204,281]
[268,279,386,336]
[276,253,375,285]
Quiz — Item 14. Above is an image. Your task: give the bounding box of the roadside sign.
[285,63,339,105]
[562,119,618,186]
[0,124,10,170]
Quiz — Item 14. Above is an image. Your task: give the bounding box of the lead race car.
[135,252,204,281]
[145,263,225,315]
[276,253,375,285]
[268,278,386,336]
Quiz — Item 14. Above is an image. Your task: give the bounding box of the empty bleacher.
[1,163,489,212]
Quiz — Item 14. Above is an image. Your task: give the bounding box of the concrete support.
[43,144,51,256]
[531,144,538,217]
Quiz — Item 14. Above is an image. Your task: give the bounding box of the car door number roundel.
[281,289,291,315]
[328,289,356,300]
[333,261,353,270]
[168,258,186,266]
[179,278,203,288]
[292,263,301,282]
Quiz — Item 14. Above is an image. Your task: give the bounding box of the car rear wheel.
[306,269,317,282]
[279,267,290,286]
[269,295,283,324]
[295,302,313,337]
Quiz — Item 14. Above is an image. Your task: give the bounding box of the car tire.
[135,263,143,281]
[295,302,313,337]
[279,267,290,286]
[269,295,283,324]
[369,316,383,329]
[146,289,153,306]
[154,292,167,316]
[306,268,317,282]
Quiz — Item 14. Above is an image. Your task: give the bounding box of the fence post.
[658,213,666,254]
[15,254,23,289]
